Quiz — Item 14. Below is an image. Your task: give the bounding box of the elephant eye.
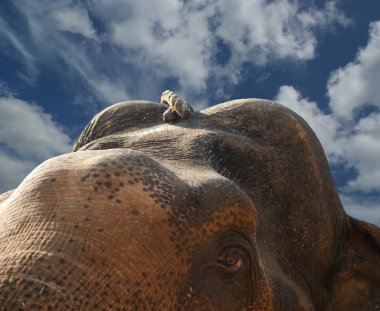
[216,248,247,274]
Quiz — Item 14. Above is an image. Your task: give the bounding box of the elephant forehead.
[8,149,178,223]
[4,149,256,245]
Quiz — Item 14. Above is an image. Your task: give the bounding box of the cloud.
[104,0,350,94]
[0,150,35,194]
[343,113,380,192]
[103,0,213,91]
[341,194,380,226]
[6,0,349,104]
[0,95,72,161]
[3,1,130,105]
[215,0,349,64]
[0,93,72,192]
[275,85,341,159]
[51,7,97,39]
[0,16,38,83]
[297,1,350,30]
[327,21,380,120]
[326,21,380,193]
[276,84,380,189]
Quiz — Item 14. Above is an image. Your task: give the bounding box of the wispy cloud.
[0,16,38,84]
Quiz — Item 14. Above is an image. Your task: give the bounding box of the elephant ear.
[351,217,380,246]
[72,101,165,151]
[326,217,380,310]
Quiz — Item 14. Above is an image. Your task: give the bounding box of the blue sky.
[0,0,379,225]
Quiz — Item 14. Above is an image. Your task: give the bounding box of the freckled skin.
[0,99,379,310]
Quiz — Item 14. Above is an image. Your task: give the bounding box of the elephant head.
[0,99,379,310]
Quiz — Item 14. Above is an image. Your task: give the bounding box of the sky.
[0,0,379,225]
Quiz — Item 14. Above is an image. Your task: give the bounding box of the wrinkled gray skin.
[0,99,379,310]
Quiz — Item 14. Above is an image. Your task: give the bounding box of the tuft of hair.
[160,90,193,120]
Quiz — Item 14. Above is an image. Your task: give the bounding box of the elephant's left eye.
[216,248,248,274]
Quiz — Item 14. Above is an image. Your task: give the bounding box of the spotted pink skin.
[0,99,379,310]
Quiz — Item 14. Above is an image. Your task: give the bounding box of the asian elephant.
[0,99,379,310]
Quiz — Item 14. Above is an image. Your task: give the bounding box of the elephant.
[0,98,379,310]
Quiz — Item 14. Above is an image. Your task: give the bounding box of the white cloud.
[0,150,35,193]
[343,114,380,192]
[275,85,341,159]
[326,20,380,194]
[107,0,212,91]
[327,21,380,120]
[0,94,72,192]
[51,7,97,39]
[0,95,72,161]
[216,0,326,62]
[8,0,348,103]
[341,195,380,226]
[298,1,350,30]
[105,0,349,93]
[276,84,380,192]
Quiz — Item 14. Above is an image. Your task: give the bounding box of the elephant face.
[0,99,379,310]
